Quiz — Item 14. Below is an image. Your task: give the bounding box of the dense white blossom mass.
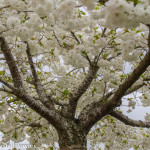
[0,0,150,149]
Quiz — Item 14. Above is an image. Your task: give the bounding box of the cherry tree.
[0,0,150,149]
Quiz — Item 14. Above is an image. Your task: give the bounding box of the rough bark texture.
[0,37,23,88]
[62,65,99,119]
[57,121,87,150]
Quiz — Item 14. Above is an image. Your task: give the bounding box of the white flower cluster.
[98,0,150,28]
[141,91,150,107]
[56,0,75,19]
[87,116,150,150]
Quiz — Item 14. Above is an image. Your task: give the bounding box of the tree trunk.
[57,122,87,150]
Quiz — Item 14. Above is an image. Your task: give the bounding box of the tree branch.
[124,82,146,95]
[25,41,54,109]
[0,37,23,88]
[15,89,68,131]
[64,64,99,118]
[0,40,65,131]
[0,5,11,10]
[53,31,63,48]
[27,122,42,128]
[71,31,80,44]
[79,82,146,125]
[81,52,92,66]
[79,26,150,131]
[101,28,107,37]
[0,29,9,35]
[110,110,150,128]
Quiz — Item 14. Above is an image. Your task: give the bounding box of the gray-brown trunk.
[57,123,87,150]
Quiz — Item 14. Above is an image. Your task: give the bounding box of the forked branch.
[25,41,54,109]
[65,64,99,118]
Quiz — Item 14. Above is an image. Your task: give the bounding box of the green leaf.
[42,133,47,138]
[102,98,107,103]
[26,76,32,82]
[41,24,45,29]
[49,49,54,56]
[93,35,99,40]
[126,0,141,6]
[0,71,5,75]
[127,98,133,101]
[141,33,144,37]
[80,10,86,15]
[119,74,126,79]
[0,102,5,106]
[37,71,42,75]
[78,34,83,39]
[92,87,97,93]
[82,50,87,56]
[39,42,44,47]
[102,53,109,60]
[13,116,19,122]
[136,30,141,33]
[94,26,99,32]
[49,147,53,150]
[40,16,47,20]
[134,145,139,150]
[77,9,86,18]
[111,81,118,85]
[63,42,67,47]
[63,89,70,96]
[12,132,18,139]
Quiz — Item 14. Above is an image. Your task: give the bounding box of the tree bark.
[57,122,87,150]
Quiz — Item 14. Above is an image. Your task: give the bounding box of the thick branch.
[110,110,150,128]
[125,82,146,95]
[79,82,146,126]
[65,65,99,118]
[0,37,23,88]
[14,89,68,131]
[25,41,53,109]
[79,27,150,131]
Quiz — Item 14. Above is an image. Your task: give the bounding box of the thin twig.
[101,28,107,37]
[0,5,11,10]
[71,31,80,44]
